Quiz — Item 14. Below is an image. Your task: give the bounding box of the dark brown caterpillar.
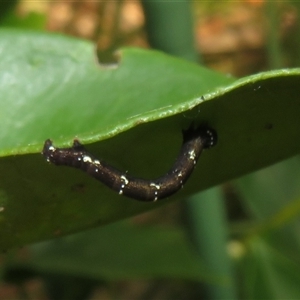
[42,125,217,202]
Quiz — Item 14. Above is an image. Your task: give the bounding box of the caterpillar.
[42,125,217,202]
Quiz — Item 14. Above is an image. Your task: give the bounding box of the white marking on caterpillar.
[150,183,160,201]
[188,150,196,164]
[178,171,183,184]
[207,130,213,146]
[150,183,160,190]
[94,159,101,165]
[83,155,92,163]
[121,175,129,185]
[119,175,129,195]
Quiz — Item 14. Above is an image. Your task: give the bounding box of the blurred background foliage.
[1,0,300,299]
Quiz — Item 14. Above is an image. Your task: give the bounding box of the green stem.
[265,1,283,69]
[141,1,236,298]
[141,0,199,62]
[184,188,236,299]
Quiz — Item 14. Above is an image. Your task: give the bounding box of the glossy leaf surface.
[0,29,300,248]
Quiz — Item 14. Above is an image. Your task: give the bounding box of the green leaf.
[240,237,300,299]
[1,29,300,248]
[21,221,225,284]
[236,156,300,220]
[234,157,300,298]
[235,156,300,257]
